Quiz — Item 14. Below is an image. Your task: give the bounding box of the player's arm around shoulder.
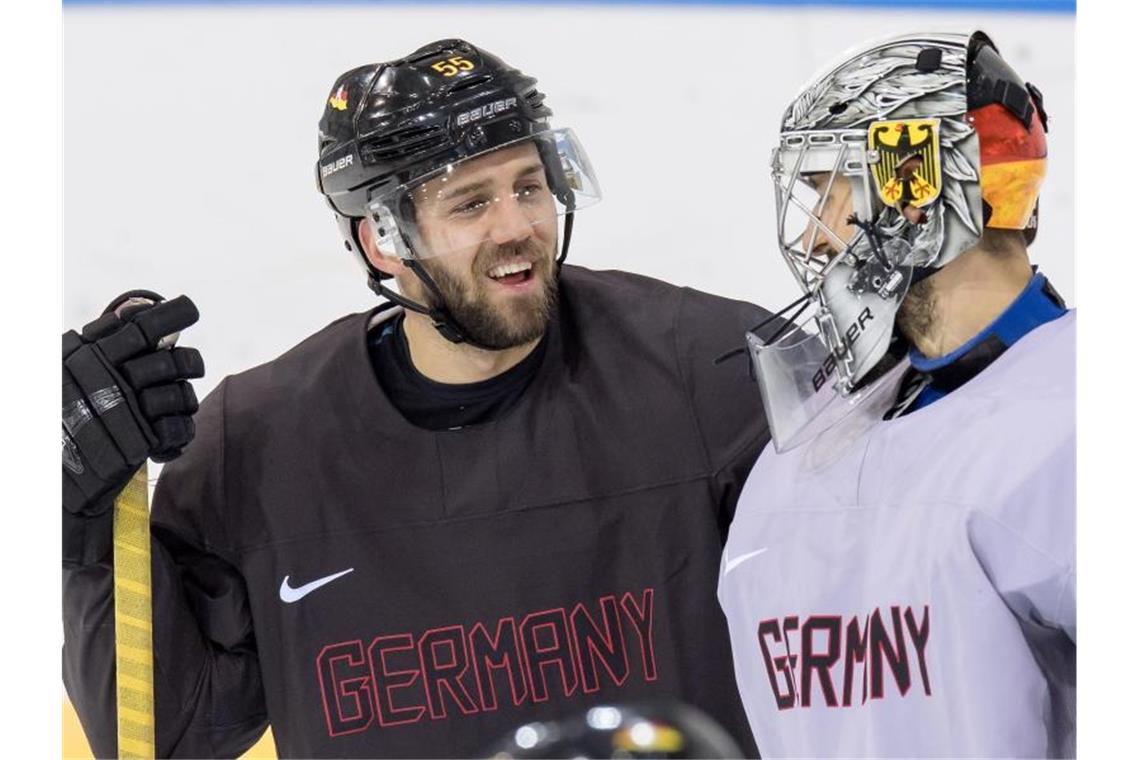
[672,287,774,536]
[674,287,773,473]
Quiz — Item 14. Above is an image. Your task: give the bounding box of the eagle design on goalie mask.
[869,119,942,210]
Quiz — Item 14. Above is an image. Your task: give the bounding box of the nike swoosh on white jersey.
[724,548,769,575]
[279,568,354,603]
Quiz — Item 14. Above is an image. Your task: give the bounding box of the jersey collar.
[889,271,1067,415]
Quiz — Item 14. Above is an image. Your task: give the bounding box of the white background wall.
[64,3,1074,395]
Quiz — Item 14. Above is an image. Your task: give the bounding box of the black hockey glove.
[62,290,204,517]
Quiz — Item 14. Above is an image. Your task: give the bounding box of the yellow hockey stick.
[112,464,154,759]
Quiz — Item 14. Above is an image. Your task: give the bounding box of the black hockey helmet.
[316,40,594,302]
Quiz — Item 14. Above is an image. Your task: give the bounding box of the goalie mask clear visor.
[749,260,913,452]
[363,128,600,260]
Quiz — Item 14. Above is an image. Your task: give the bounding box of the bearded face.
[414,232,559,350]
[399,141,560,349]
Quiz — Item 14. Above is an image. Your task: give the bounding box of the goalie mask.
[752,31,1048,450]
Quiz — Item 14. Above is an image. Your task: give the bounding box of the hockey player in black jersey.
[63,40,772,758]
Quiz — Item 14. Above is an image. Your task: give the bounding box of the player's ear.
[356,218,406,277]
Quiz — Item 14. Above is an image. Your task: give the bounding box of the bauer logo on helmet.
[456,97,518,127]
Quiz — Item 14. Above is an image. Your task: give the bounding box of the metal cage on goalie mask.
[772,34,983,289]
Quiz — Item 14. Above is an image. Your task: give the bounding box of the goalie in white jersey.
[718,31,1073,758]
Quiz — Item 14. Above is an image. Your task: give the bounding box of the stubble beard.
[419,237,559,350]
[896,277,937,347]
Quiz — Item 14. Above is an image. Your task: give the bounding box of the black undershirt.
[368,314,548,430]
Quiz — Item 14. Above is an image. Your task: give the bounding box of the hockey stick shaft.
[112,464,155,759]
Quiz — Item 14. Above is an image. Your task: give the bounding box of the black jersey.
[63,266,771,758]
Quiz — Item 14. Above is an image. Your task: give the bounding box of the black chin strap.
[557,211,574,267]
[367,263,471,344]
[404,259,470,344]
[846,214,891,269]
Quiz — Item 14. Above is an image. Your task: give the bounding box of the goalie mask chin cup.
[752,30,1047,451]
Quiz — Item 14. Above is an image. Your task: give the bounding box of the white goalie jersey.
[718,312,1075,758]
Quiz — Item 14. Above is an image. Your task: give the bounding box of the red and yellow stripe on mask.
[970,102,1047,230]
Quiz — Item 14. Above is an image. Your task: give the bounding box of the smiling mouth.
[486,259,535,286]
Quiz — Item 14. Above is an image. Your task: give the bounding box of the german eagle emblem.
[868,119,942,209]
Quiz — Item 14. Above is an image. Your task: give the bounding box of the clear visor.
[749,321,910,454]
[364,128,600,260]
[749,316,853,453]
[749,259,912,452]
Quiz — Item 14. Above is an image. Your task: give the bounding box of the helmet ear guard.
[333,214,387,295]
[362,202,411,262]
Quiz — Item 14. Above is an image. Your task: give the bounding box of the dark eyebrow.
[438,178,490,203]
[436,162,545,203]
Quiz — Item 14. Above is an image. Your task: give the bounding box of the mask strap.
[713,292,813,366]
